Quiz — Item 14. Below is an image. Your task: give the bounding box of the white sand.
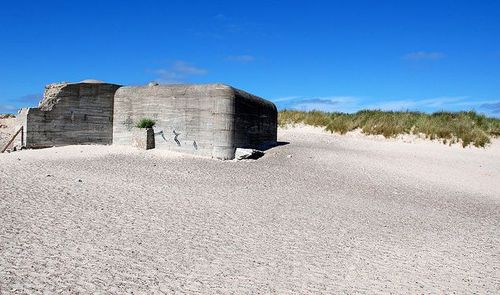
[0,117,17,150]
[0,126,499,293]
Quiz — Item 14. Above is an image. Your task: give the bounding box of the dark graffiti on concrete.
[173,130,181,146]
[155,129,187,148]
[123,117,134,131]
[155,130,167,142]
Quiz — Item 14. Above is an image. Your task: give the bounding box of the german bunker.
[16,80,277,160]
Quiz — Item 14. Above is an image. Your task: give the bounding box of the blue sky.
[1,0,499,116]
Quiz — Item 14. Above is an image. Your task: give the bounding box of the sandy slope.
[0,117,16,149]
[0,126,499,293]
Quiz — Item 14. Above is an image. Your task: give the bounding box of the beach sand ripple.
[1,126,499,293]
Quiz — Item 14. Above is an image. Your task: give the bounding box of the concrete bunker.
[113,84,277,160]
[18,80,121,148]
[13,81,277,159]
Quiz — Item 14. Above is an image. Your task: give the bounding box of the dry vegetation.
[0,114,16,119]
[279,110,500,147]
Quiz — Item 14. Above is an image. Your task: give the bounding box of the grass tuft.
[278,110,500,148]
[136,118,156,129]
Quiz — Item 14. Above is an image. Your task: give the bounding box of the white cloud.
[0,103,18,113]
[171,61,207,75]
[404,51,445,60]
[153,61,207,83]
[0,93,44,114]
[272,95,500,116]
[273,96,360,113]
[271,96,303,103]
[365,96,500,117]
[153,69,183,83]
[481,102,500,114]
[365,97,469,111]
[293,97,359,113]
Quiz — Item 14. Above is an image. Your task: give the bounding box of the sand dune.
[1,126,499,293]
[0,117,17,150]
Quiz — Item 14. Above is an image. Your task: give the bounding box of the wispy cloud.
[226,55,255,63]
[293,99,341,112]
[271,96,359,113]
[0,103,18,113]
[18,93,43,105]
[371,97,500,117]
[365,96,470,111]
[272,95,500,117]
[0,93,43,114]
[297,98,340,105]
[481,102,500,114]
[153,61,207,83]
[171,61,207,75]
[404,51,445,60]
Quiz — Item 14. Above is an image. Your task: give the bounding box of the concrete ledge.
[132,128,155,150]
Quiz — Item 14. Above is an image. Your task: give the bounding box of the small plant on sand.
[136,118,156,129]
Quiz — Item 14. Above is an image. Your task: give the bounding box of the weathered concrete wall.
[113,84,277,159]
[15,108,28,147]
[233,88,277,149]
[23,81,121,148]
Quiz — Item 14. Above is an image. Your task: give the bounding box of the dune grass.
[278,110,500,147]
[136,118,156,129]
[0,114,16,119]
